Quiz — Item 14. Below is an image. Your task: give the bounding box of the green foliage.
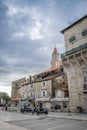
[0,92,10,103]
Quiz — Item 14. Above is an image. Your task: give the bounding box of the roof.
[21,65,64,86]
[22,71,65,85]
[61,87,68,91]
[12,77,26,83]
[43,66,58,73]
[11,95,20,101]
[61,14,87,34]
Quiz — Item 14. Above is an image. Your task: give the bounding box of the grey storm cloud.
[0,0,87,95]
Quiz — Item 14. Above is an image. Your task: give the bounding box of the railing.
[27,96,35,100]
[50,97,69,102]
[20,97,27,101]
[61,42,87,58]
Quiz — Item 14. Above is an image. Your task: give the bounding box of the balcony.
[35,97,50,102]
[27,96,35,101]
[61,43,87,60]
[20,97,27,101]
[50,98,69,102]
[29,88,34,91]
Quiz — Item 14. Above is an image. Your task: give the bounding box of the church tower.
[51,47,62,68]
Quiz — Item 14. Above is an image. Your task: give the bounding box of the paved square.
[7,117,87,130]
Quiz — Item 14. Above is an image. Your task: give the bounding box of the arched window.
[31,92,33,96]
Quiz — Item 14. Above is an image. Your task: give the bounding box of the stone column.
[64,61,84,112]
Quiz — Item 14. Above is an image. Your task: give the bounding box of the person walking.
[5,103,8,111]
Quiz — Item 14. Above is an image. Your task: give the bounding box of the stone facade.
[61,15,87,113]
[11,15,87,113]
[11,78,26,98]
[11,78,26,106]
[11,48,69,111]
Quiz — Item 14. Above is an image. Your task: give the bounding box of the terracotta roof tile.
[11,95,20,101]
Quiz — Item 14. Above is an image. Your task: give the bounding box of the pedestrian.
[5,103,8,111]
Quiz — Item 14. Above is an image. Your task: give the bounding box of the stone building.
[11,78,26,106]
[61,15,87,113]
[11,47,69,111]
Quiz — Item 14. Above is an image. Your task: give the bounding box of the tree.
[0,92,10,104]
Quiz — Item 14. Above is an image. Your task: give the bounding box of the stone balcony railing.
[50,97,69,102]
[27,96,35,101]
[61,43,87,63]
[20,97,27,101]
[35,97,50,102]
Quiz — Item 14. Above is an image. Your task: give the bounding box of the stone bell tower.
[51,47,62,68]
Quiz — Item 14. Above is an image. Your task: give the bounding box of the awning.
[11,95,20,101]
[50,98,69,102]
[61,86,68,91]
[35,98,50,102]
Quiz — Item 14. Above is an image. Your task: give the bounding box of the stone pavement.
[0,121,29,130]
[48,112,87,121]
[0,110,87,130]
[0,110,38,130]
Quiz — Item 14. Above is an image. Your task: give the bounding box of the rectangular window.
[31,84,34,88]
[69,36,76,43]
[83,71,87,82]
[84,84,87,90]
[41,91,47,97]
[43,91,45,97]
[82,29,87,36]
[41,81,46,87]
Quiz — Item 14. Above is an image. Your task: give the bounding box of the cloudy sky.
[0,0,87,96]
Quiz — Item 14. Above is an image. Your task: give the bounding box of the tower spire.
[51,47,62,68]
